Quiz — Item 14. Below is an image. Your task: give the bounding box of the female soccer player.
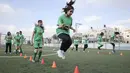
[4,32,12,54]
[83,36,89,52]
[97,32,104,50]
[56,0,76,59]
[73,37,79,51]
[31,20,44,62]
[19,31,25,53]
[110,32,120,53]
[14,32,21,54]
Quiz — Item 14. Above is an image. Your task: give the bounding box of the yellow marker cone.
[24,54,27,59]
[97,51,100,54]
[109,52,111,55]
[120,52,123,56]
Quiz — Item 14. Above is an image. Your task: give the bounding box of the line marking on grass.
[0,53,57,58]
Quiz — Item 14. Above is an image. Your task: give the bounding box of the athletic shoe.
[57,50,63,58]
[61,51,65,59]
[57,50,65,59]
[32,60,35,63]
[62,55,65,59]
[112,50,115,53]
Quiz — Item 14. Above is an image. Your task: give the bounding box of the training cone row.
[25,55,80,73]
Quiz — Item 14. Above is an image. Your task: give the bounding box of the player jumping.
[56,0,76,59]
[110,32,120,53]
[97,32,104,50]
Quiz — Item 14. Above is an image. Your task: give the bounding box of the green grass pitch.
[0,45,130,73]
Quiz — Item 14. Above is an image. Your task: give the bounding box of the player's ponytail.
[62,0,76,14]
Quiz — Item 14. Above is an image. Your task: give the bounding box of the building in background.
[123,29,130,43]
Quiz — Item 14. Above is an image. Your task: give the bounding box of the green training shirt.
[14,35,21,44]
[56,14,72,35]
[110,33,115,43]
[5,35,12,43]
[20,34,24,43]
[83,39,88,44]
[98,35,103,43]
[74,39,79,45]
[34,25,44,41]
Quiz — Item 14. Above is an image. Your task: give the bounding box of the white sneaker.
[62,56,65,59]
[61,51,65,59]
[57,50,63,58]
[32,60,35,63]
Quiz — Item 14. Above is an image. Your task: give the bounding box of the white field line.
[0,53,57,58]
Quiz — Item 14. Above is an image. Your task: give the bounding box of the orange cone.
[24,54,27,59]
[41,58,45,64]
[20,53,22,56]
[29,56,33,61]
[52,61,57,68]
[74,66,80,73]
[120,52,123,56]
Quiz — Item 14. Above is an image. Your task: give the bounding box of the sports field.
[0,45,130,73]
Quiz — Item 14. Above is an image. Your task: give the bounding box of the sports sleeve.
[58,16,63,25]
[70,17,73,26]
[34,27,37,33]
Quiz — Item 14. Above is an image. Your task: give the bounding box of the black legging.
[110,43,115,52]
[5,43,12,53]
[75,45,78,51]
[58,33,72,52]
[83,44,88,51]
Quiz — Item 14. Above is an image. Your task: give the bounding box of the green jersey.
[98,35,103,43]
[56,14,72,35]
[20,34,24,43]
[14,35,21,44]
[34,26,44,41]
[5,35,12,43]
[110,33,115,43]
[74,39,79,45]
[83,39,88,44]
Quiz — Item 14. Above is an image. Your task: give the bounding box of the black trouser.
[110,43,115,52]
[75,45,78,51]
[83,44,88,51]
[5,43,12,53]
[58,33,72,52]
